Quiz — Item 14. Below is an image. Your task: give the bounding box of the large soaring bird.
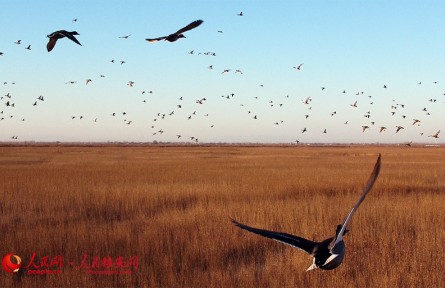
[47,30,82,52]
[145,20,203,43]
[232,154,381,271]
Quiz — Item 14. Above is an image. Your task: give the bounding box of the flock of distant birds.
[0,12,443,143]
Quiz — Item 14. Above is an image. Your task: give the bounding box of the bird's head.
[71,31,80,35]
[178,34,186,39]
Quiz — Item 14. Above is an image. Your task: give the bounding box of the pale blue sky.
[1,1,444,143]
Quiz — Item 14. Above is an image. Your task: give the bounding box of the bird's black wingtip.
[376,153,382,167]
[229,217,242,227]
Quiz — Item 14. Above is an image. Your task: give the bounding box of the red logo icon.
[2,253,22,273]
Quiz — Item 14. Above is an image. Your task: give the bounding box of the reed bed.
[0,145,444,287]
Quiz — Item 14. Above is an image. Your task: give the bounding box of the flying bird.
[196,98,206,104]
[428,130,440,139]
[232,155,381,271]
[395,126,404,133]
[302,96,311,105]
[293,63,303,71]
[145,20,203,43]
[47,30,82,52]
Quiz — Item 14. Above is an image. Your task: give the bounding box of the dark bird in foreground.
[232,154,381,271]
[46,30,82,52]
[145,20,203,42]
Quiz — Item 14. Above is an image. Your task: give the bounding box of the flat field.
[0,145,444,287]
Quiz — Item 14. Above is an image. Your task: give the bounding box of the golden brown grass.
[0,145,444,287]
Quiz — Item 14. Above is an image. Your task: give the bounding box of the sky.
[1,0,444,144]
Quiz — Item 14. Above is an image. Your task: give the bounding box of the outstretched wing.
[231,218,317,255]
[47,38,58,52]
[329,154,381,250]
[62,31,82,46]
[174,20,203,35]
[145,36,167,43]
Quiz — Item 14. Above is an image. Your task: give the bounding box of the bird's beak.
[306,263,318,272]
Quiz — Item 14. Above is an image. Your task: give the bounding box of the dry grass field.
[0,145,444,287]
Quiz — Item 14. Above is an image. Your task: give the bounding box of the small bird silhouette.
[293,63,303,71]
[428,130,440,139]
[47,30,82,52]
[146,20,203,43]
[395,126,404,133]
[302,96,311,105]
[196,98,206,104]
